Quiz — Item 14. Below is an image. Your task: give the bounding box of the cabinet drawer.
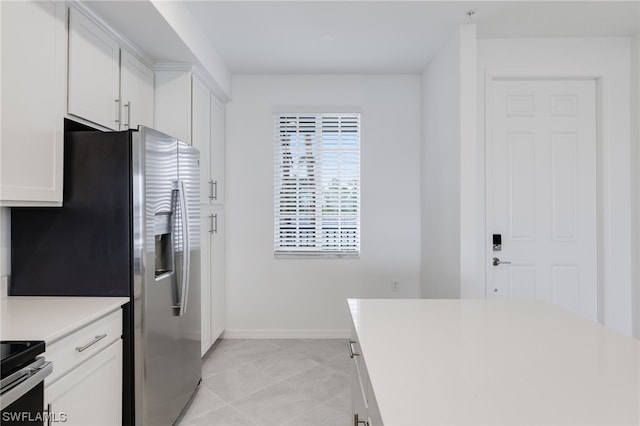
[45,309,122,386]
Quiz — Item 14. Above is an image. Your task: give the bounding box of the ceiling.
[87,1,639,75]
[183,1,639,74]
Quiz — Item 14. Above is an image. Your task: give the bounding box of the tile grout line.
[212,343,323,425]
[184,339,351,425]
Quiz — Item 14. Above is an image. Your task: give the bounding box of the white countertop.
[348,299,640,425]
[1,296,129,344]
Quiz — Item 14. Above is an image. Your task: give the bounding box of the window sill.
[274,252,360,260]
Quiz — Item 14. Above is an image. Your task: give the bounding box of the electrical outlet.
[391,280,400,292]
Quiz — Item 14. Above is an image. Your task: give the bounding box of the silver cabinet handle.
[115,99,120,126]
[347,339,359,358]
[492,257,512,266]
[212,180,218,201]
[354,413,369,426]
[208,214,218,234]
[76,333,107,352]
[124,101,131,129]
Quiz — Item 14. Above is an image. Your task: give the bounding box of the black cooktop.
[0,341,45,378]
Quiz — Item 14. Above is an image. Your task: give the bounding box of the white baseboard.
[222,328,350,339]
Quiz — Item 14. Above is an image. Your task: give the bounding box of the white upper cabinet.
[155,69,226,205]
[210,96,226,205]
[68,7,120,130]
[120,49,154,129]
[154,69,193,143]
[192,76,213,204]
[68,7,154,131]
[1,0,66,206]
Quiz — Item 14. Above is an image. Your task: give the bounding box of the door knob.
[492,257,511,266]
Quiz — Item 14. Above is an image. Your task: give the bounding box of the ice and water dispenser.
[154,212,173,278]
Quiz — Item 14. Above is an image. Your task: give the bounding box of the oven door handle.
[0,359,52,411]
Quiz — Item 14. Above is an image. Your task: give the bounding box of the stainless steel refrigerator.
[10,122,201,425]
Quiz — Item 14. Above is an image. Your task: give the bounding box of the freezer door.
[177,140,202,410]
[133,127,195,426]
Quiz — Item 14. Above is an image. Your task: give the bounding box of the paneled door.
[486,79,598,321]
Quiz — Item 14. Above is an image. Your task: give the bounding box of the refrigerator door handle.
[175,180,190,316]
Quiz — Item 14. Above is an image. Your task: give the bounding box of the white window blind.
[274,113,360,256]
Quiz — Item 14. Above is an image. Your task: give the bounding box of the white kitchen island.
[347,299,640,425]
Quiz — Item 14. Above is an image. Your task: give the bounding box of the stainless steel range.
[1,341,52,425]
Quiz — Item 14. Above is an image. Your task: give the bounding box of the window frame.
[273,111,361,259]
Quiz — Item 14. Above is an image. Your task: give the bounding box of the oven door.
[1,358,52,425]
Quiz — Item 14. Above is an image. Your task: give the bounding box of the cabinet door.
[200,207,213,356]
[192,76,212,205]
[45,340,122,426]
[120,49,154,129]
[210,207,225,340]
[353,372,368,426]
[210,96,226,204]
[0,0,66,206]
[68,7,120,130]
[154,70,192,143]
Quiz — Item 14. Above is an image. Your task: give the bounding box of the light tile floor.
[177,339,352,426]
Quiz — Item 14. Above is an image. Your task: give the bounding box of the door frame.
[483,70,605,324]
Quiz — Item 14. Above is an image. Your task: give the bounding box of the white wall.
[477,37,634,336]
[457,26,480,299]
[421,32,461,298]
[420,24,477,299]
[225,75,422,337]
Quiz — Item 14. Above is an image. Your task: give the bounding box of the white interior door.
[487,79,598,321]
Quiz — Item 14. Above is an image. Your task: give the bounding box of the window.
[274,112,360,256]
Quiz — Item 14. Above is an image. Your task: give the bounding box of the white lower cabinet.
[45,309,123,425]
[45,340,122,425]
[200,207,212,356]
[201,205,226,356]
[349,329,382,426]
